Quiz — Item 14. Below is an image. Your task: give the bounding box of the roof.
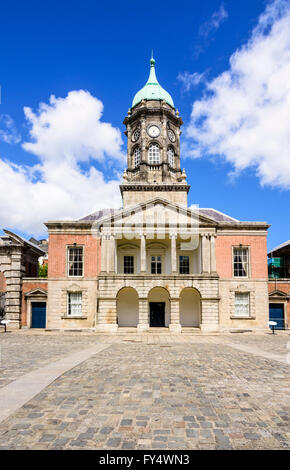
[198,208,239,223]
[132,57,174,109]
[80,206,239,223]
[79,208,122,221]
[0,229,45,255]
[268,240,290,257]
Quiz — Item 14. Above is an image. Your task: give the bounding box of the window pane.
[180,255,189,274]
[134,147,141,167]
[151,255,162,274]
[233,248,248,277]
[68,247,83,276]
[148,144,160,164]
[68,292,82,316]
[167,147,174,167]
[234,293,249,317]
[124,256,134,274]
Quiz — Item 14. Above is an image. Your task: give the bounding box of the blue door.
[269,303,284,330]
[31,302,46,328]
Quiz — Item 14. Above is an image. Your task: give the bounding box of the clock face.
[168,128,176,142]
[131,128,140,142]
[147,125,160,138]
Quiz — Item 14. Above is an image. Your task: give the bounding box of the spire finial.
[150,49,155,66]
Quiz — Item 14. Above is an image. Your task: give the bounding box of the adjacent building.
[268,240,290,329]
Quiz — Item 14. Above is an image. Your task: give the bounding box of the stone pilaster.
[202,234,210,274]
[4,250,23,328]
[210,234,217,273]
[169,298,181,333]
[200,298,220,332]
[137,298,149,331]
[95,297,118,333]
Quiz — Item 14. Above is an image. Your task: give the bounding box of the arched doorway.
[117,287,139,327]
[148,287,170,327]
[180,288,200,327]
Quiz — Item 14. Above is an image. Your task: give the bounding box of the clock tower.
[120,56,190,208]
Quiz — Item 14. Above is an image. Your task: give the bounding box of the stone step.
[181,328,201,334]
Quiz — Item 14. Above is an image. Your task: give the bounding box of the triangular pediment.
[25,288,47,297]
[94,197,218,233]
[269,289,290,299]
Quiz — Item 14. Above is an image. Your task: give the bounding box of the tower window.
[134,147,141,167]
[167,147,175,167]
[148,143,160,164]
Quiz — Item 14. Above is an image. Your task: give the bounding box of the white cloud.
[184,0,290,189]
[177,71,205,92]
[22,90,124,164]
[0,114,21,144]
[0,90,125,236]
[199,3,228,38]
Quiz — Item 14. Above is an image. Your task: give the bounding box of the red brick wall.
[0,271,6,292]
[268,281,290,326]
[21,280,48,326]
[216,235,268,279]
[48,234,101,278]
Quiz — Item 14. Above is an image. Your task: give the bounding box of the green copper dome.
[132,57,174,108]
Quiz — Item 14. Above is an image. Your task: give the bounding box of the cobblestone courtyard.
[0,330,289,450]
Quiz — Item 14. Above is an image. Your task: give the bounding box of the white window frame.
[150,254,162,274]
[234,292,250,317]
[179,254,190,274]
[67,246,84,277]
[148,143,161,164]
[233,246,250,278]
[67,292,82,317]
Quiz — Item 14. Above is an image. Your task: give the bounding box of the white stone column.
[170,233,177,273]
[107,235,116,273]
[210,234,217,273]
[100,235,107,272]
[202,234,210,274]
[140,234,146,272]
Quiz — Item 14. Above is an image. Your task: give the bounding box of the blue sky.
[0,0,289,251]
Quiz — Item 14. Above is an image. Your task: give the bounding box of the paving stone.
[106,438,121,447]
[0,332,289,450]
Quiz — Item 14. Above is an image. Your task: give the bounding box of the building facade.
[268,240,290,329]
[0,230,45,328]
[42,58,270,333]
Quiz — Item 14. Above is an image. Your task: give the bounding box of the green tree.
[38,263,48,278]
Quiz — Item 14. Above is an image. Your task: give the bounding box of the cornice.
[120,183,190,193]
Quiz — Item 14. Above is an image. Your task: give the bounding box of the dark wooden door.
[150,302,165,327]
